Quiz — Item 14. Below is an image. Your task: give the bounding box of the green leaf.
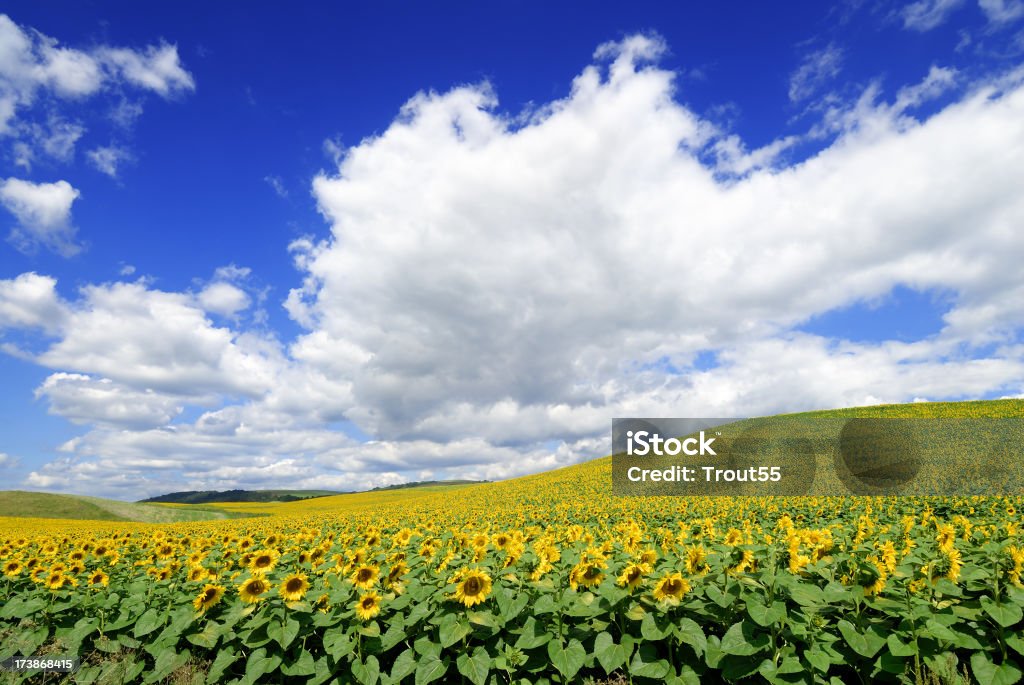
[981,596,1024,628]
[439,614,472,648]
[675,618,707,657]
[414,655,448,685]
[282,651,316,677]
[133,607,164,638]
[323,627,353,660]
[720,620,770,656]
[721,655,762,681]
[187,621,224,650]
[352,655,381,685]
[391,649,418,682]
[705,585,733,608]
[144,650,190,685]
[805,647,832,673]
[641,612,672,640]
[886,634,917,657]
[971,651,1023,685]
[1006,633,1024,657]
[206,649,238,684]
[836,620,884,659]
[747,600,787,627]
[629,643,670,679]
[243,648,282,685]
[789,584,825,606]
[266,616,301,649]
[514,617,551,650]
[381,620,407,651]
[548,639,586,680]
[456,647,490,685]
[594,631,628,674]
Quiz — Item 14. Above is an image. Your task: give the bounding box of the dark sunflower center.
[255,556,272,567]
[357,569,372,582]
[286,578,303,593]
[664,580,680,594]
[464,578,481,595]
[204,589,217,601]
[362,597,375,609]
[627,569,641,582]
[585,566,601,579]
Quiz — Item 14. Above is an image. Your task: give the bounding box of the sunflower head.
[194,584,226,612]
[354,591,382,620]
[279,573,310,602]
[238,577,270,603]
[452,568,493,607]
[88,571,109,588]
[616,563,649,591]
[249,550,280,575]
[350,564,379,589]
[652,572,690,605]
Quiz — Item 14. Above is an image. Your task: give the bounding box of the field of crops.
[2,400,1024,684]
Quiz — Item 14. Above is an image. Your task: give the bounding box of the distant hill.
[368,479,490,491]
[139,489,343,504]
[0,491,233,523]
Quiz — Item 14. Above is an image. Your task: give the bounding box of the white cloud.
[198,282,251,317]
[0,13,193,163]
[35,373,183,429]
[901,0,966,30]
[0,272,68,333]
[0,177,81,256]
[4,35,1024,498]
[978,0,1024,23]
[0,452,16,468]
[789,44,844,102]
[87,145,133,178]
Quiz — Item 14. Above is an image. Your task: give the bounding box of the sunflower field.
[2,401,1024,684]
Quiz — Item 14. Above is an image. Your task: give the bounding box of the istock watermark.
[611,416,1024,496]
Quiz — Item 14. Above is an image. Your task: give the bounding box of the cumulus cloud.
[0,272,68,333]
[0,13,193,167]
[35,373,183,429]
[901,0,966,30]
[0,177,81,256]
[5,34,1024,498]
[198,282,251,317]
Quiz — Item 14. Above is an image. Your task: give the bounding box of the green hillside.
[0,491,234,522]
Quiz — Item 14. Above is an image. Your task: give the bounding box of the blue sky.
[2,1,1024,499]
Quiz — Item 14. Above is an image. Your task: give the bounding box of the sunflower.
[684,545,709,576]
[857,557,887,596]
[935,524,956,553]
[194,584,226,612]
[238,577,270,603]
[451,568,493,607]
[87,570,109,588]
[249,549,280,575]
[354,591,382,620]
[279,573,310,601]
[724,528,745,546]
[188,567,208,582]
[45,571,67,591]
[1006,546,1024,587]
[350,564,379,589]
[616,562,649,591]
[569,560,606,591]
[2,560,22,577]
[652,572,690,605]
[385,562,408,592]
[639,548,658,566]
[938,547,963,583]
